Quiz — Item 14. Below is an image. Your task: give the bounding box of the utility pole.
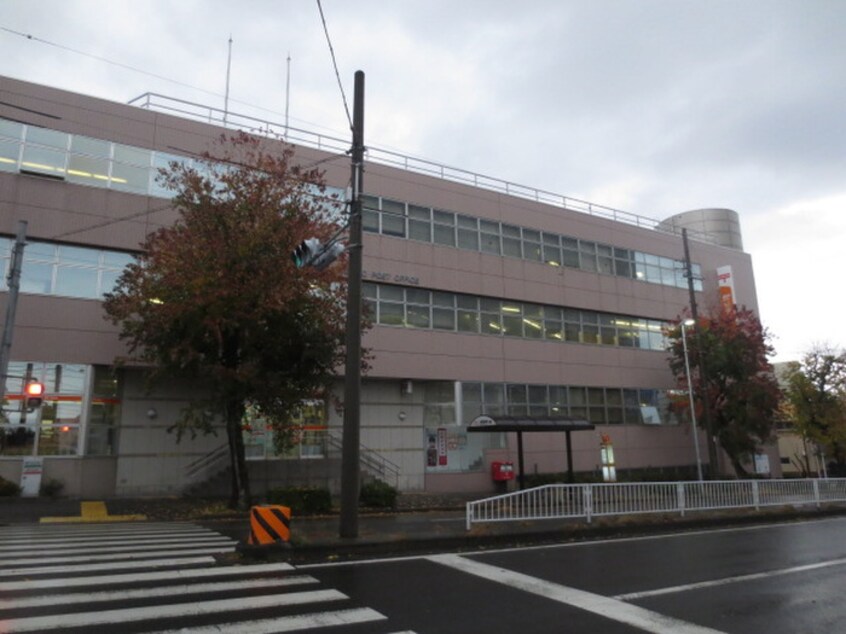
[682,229,718,476]
[0,220,27,409]
[339,70,365,538]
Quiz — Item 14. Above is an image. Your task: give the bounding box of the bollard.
[248,504,292,546]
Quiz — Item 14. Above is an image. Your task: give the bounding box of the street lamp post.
[681,319,704,480]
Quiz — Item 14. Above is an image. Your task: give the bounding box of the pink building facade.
[0,76,775,498]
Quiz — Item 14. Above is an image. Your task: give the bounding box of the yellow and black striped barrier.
[247,504,292,546]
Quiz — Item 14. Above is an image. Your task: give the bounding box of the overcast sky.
[1,0,843,362]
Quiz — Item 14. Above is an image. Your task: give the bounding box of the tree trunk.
[225,399,251,510]
[226,417,242,509]
[233,412,251,510]
[729,453,748,478]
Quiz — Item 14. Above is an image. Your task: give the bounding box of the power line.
[315,0,352,130]
[0,25,341,137]
[50,202,173,241]
[0,26,219,100]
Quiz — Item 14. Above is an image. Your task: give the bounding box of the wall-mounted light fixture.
[146,407,158,420]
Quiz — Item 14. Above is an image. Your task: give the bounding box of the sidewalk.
[4,495,846,564]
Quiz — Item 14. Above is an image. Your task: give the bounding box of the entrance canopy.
[467,415,595,488]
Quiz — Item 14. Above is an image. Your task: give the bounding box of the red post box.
[491,461,515,481]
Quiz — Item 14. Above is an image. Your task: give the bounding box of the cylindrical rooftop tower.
[658,208,743,250]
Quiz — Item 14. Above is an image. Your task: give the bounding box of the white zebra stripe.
[0,561,294,591]
[0,576,320,610]
[0,556,217,578]
[0,589,348,632]
[0,536,235,555]
[0,546,234,567]
[150,607,388,633]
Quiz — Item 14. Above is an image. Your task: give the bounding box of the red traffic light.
[26,382,44,397]
[24,381,45,410]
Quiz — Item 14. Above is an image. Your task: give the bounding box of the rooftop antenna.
[223,35,233,126]
[285,52,291,139]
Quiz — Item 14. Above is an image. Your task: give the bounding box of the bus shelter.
[468,415,595,489]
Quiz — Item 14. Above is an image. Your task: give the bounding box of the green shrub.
[265,486,332,514]
[40,478,64,498]
[0,476,20,497]
[359,480,398,509]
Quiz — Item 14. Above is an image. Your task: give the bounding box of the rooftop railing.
[128,92,717,246]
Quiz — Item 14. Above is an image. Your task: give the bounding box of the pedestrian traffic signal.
[292,238,345,271]
[24,381,44,410]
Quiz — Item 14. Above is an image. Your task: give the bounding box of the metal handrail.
[465,479,846,530]
[183,443,229,482]
[325,429,401,486]
[128,92,718,246]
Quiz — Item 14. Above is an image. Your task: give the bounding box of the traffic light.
[24,381,44,410]
[292,238,322,268]
[292,238,345,271]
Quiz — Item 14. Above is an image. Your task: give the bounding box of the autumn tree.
[103,132,349,509]
[666,308,781,477]
[781,345,846,474]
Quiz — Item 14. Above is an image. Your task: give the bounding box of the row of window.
[363,282,668,350]
[460,382,672,426]
[1,118,178,196]
[0,118,345,212]
[362,194,703,291]
[1,117,703,296]
[0,238,133,299]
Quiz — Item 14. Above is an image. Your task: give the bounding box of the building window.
[433,210,456,247]
[408,205,432,242]
[87,366,121,456]
[459,380,674,429]
[457,215,479,251]
[365,282,669,351]
[1,361,98,457]
[243,400,327,460]
[2,240,135,300]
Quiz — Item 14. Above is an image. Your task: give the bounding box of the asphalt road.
[302,516,846,633]
[3,516,846,632]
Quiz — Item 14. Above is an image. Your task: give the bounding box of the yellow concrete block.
[39,501,147,523]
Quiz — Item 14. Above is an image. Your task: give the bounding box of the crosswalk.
[0,522,412,633]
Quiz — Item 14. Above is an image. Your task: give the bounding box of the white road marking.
[0,556,217,578]
[0,576,319,609]
[0,546,234,567]
[150,607,388,633]
[0,561,294,592]
[0,531,225,548]
[0,589,347,632]
[615,555,846,601]
[0,523,207,535]
[429,554,728,634]
[0,537,235,556]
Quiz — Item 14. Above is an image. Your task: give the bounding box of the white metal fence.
[465,479,846,530]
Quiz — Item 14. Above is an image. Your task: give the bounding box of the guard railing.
[465,479,846,530]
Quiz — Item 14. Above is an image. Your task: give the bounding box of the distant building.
[0,75,777,497]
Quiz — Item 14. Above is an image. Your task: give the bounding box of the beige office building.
[0,76,774,498]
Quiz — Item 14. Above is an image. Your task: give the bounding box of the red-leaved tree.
[104,132,351,508]
[667,308,781,477]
